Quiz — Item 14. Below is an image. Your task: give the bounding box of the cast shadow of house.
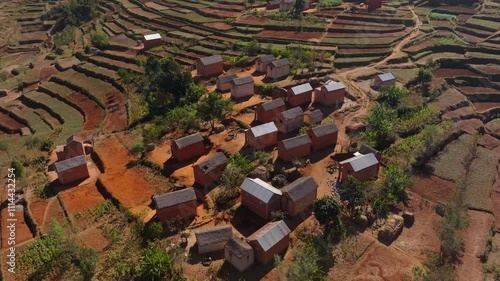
[309,146,335,164]
[230,205,267,237]
[187,243,226,265]
[217,257,279,281]
[49,178,87,195]
[312,102,344,119]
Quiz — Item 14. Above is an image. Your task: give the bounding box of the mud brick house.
[225,237,254,272]
[231,76,254,99]
[266,0,281,9]
[278,135,311,162]
[339,153,380,182]
[54,155,89,185]
[279,0,294,11]
[245,122,278,150]
[315,81,346,106]
[307,123,339,151]
[171,133,205,162]
[255,54,276,72]
[255,98,286,123]
[56,135,86,161]
[240,178,282,220]
[193,152,228,187]
[195,225,233,254]
[281,176,319,217]
[287,82,313,107]
[366,0,383,10]
[266,58,290,80]
[304,109,323,125]
[142,33,162,49]
[247,220,291,264]
[196,55,224,77]
[274,106,304,134]
[216,74,237,92]
[358,144,382,163]
[153,187,197,223]
[373,72,396,88]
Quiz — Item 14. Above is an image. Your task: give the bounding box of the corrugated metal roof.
[290,83,313,95]
[270,58,290,68]
[67,135,83,144]
[280,135,311,150]
[154,187,197,209]
[281,176,318,202]
[280,106,303,120]
[339,153,379,172]
[248,220,291,252]
[195,152,227,174]
[217,74,237,84]
[250,122,278,137]
[144,33,161,41]
[199,54,223,66]
[310,123,338,137]
[232,76,254,86]
[324,81,345,92]
[257,54,275,63]
[306,109,323,121]
[54,155,86,173]
[378,72,395,82]
[260,98,285,111]
[174,133,203,149]
[195,225,232,247]
[225,237,253,258]
[240,178,282,203]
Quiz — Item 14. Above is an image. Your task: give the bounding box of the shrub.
[90,29,109,49]
[313,196,344,237]
[10,160,24,178]
[40,139,53,152]
[131,142,144,154]
[213,189,238,212]
[139,244,179,281]
[54,26,76,48]
[319,0,343,8]
[0,71,8,82]
[17,82,26,91]
[143,222,164,241]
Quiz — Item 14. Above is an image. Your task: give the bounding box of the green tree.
[143,222,164,241]
[338,177,367,216]
[117,68,132,85]
[244,40,261,56]
[378,85,406,108]
[382,165,411,203]
[91,29,109,49]
[415,68,432,93]
[362,105,396,150]
[221,154,253,188]
[197,92,233,132]
[139,244,177,281]
[64,0,99,26]
[294,0,305,17]
[313,196,344,237]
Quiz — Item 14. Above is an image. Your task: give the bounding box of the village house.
[56,135,87,161]
[281,176,319,217]
[287,82,313,107]
[373,72,396,89]
[193,152,228,187]
[195,225,233,254]
[245,122,278,150]
[274,106,304,134]
[255,98,286,123]
[240,178,282,220]
[307,123,338,151]
[315,80,346,106]
[255,54,276,72]
[266,58,290,80]
[272,86,288,100]
[279,0,294,11]
[231,76,254,99]
[366,0,383,10]
[339,153,380,182]
[278,135,311,162]
[304,109,323,125]
[216,74,237,92]
[266,0,281,9]
[225,237,254,272]
[171,133,205,162]
[142,33,162,49]
[357,144,382,163]
[54,155,89,185]
[153,187,197,223]
[196,55,224,78]
[247,220,291,264]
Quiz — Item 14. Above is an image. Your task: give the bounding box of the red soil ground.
[256,30,323,41]
[458,86,500,95]
[433,68,481,78]
[338,47,391,55]
[77,226,109,252]
[102,91,127,132]
[492,177,500,231]
[59,183,105,215]
[0,207,32,248]
[0,112,24,131]
[41,198,66,234]
[410,175,459,203]
[65,92,105,131]
[236,15,269,25]
[470,64,500,76]
[203,22,234,31]
[473,102,500,112]
[29,200,48,228]
[39,65,59,81]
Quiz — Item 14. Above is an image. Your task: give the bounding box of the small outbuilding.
[358,144,382,163]
[274,106,304,134]
[278,135,311,162]
[307,123,338,151]
[225,237,254,272]
[216,74,237,92]
[54,155,89,185]
[266,0,281,9]
[153,187,197,223]
[193,152,228,187]
[255,54,276,72]
[255,98,286,123]
[304,109,323,125]
[266,58,290,80]
[279,0,294,11]
[231,76,254,99]
[245,122,278,150]
[143,33,163,49]
[373,72,396,89]
[171,133,205,162]
[281,176,318,217]
[195,225,233,254]
[56,135,86,161]
[247,220,291,264]
[240,178,282,220]
[287,83,313,107]
[315,81,346,106]
[197,55,224,78]
[339,153,380,182]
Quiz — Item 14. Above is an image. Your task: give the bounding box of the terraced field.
[0,100,54,137]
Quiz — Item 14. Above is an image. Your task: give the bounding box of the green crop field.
[53,69,119,101]
[464,147,497,212]
[1,100,53,137]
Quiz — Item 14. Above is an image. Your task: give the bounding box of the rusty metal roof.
[248,220,290,252]
[240,178,282,203]
[153,187,197,209]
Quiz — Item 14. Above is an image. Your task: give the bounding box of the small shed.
[195,225,233,254]
[240,178,282,220]
[279,0,294,11]
[225,237,254,272]
[307,123,338,151]
[247,220,291,264]
[245,122,278,150]
[358,144,382,163]
[54,155,89,185]
[314,81,346,106]
[216,74,237,92]
[278,135,311,162]
[266,0,281,9]
[231,76,254,99]
[255,54,276,72]
[57,135,86,161]
[287,83,313,107]
[197,55,224,78]
[373,72,396,89]
[255,98,286,123]
[304,109,323,125]
[153,187,197,223]
[193,152,228,187]
[143,33,163,49]
[281,177,319,217]
[366,0,383,10]
[274,106,304,134]
[171,133,205,162]
[339,153,380,182]
[266,58,290,80]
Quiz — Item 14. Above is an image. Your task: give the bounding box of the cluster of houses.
[53,135,92,185]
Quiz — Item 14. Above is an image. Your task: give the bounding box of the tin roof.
[260,98,285,111]
[280,106,303,120]
[54,155,87,173]
[377,72,395,82]
[257,54,276,63]
[240,178,282,203]
[67,135,84,144]
[173,133,203,149]
[306,109,323,121]
[339,153,379,172]
[225,237,253,258]
[290,83,313,95]
[249,122,278,137]
[280,135,311,150]
[153,187,197,209]
[144,33,161,41]
[232,76,254,86]
[270,58,290,68]
[247,220,291,252]
[195,225,232,247]
[324,81,345,92]
[217,74,237,84]
[195,152,227,174]
[281,176,318,202]
[309,123,338,137]
[199,54,223,66]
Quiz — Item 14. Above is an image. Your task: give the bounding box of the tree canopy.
[196,92,233,131]
[313,196,344,236]
[338,177,367,215]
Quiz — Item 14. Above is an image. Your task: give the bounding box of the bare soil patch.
[0,112,24,131]
[410,174,459,203]
[256,30,323,41]
[1,207,32,248]
[66,92,105,131]
[473,102,500,113]
[41,198,66,234]
[59,183,105,215]
[433,68,481,78]
[29,200,48,227]
[102,91,128,132]
[203,21,234,31]
[76,226,109,252]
